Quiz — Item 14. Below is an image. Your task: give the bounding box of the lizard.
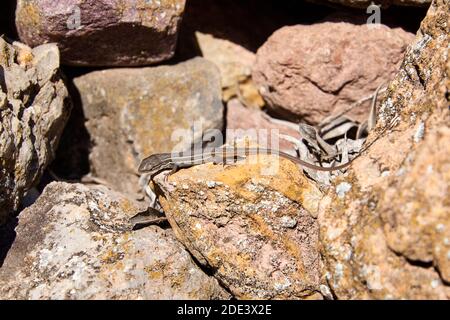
[139,144,371,178]
[134,84,395,228]
[138,84,389,178]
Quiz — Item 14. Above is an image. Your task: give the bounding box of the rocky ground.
[0,0,448,299]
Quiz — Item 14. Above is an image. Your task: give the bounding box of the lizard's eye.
[138,158,154,173]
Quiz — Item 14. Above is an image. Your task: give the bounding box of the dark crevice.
[0,215,18,268]
[48,80,91,181]
[412,61,427,89]
[404,256,434,269]
[0,65,6,93]
[184,247,236,299]
[389,246,446,284]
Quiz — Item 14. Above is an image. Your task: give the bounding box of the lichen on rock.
[0,182,229,300]
[0,39,71,224]
[318,0,449,299]
[155,153,325,299]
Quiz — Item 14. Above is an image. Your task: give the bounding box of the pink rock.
[15,0,186,66]
[253,22,415,124]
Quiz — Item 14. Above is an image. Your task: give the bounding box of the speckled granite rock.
[318,0,449,299]
[15,0,186,66]
[0,182,230,299]
[0,39,71,224]
[253,22,414,124]
[73,58,224,198]
[155,154,324,299]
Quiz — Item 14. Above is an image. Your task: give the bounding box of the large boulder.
[318,0,449,299]
[155,154,325,299]
[0,39,71,224]
[73,58,224,198]
[253,22,414,124]
[15,0,186,66]
[0,182,230,299]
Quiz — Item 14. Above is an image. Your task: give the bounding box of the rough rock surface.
[73,58,224,198]
[307,0,431,8]
[226,99,300,152]
[0,39,71,224]
[318,0,449,299]
[0,182,229,299]
[253,22,414,124]
[15,0,186,66]
[196,32,264,107]
[156,155,325,299]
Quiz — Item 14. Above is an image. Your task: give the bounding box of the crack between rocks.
[388,245,448,286]
[184,245,236,299]
[302,74,353,96]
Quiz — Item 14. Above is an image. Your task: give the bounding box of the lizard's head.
[138,153,172,174]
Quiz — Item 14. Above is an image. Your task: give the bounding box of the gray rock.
[0,39,71,224]
[15,0,186,66]
[73,57,224,198]
[0,182,230,300]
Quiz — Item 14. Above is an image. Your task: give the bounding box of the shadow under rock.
[47,76,91,183]
[173,0,427,64]
[321,4,428,33]
[0,0,18,40]
[173,0,335,62]
[0,217,17,268]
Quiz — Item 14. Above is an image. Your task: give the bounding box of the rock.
[73,58,224,198]
[226,99,300,153]
[318,0,449,299]
[15,0,186,66]
[155,154,324,299]
[0,182,229,299]
[253,22,414,124]
[0,39,71,224]
[196,32,264,107]
[306,0,431,9]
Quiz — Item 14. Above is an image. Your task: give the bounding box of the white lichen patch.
[412,34,432,56]
[336,182,352,199]
[413,121,425,143]
[361,265,383,291]
[319,284,333,300]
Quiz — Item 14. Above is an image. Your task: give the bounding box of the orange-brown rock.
[156,155,325,299]
[318,0,449,299]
